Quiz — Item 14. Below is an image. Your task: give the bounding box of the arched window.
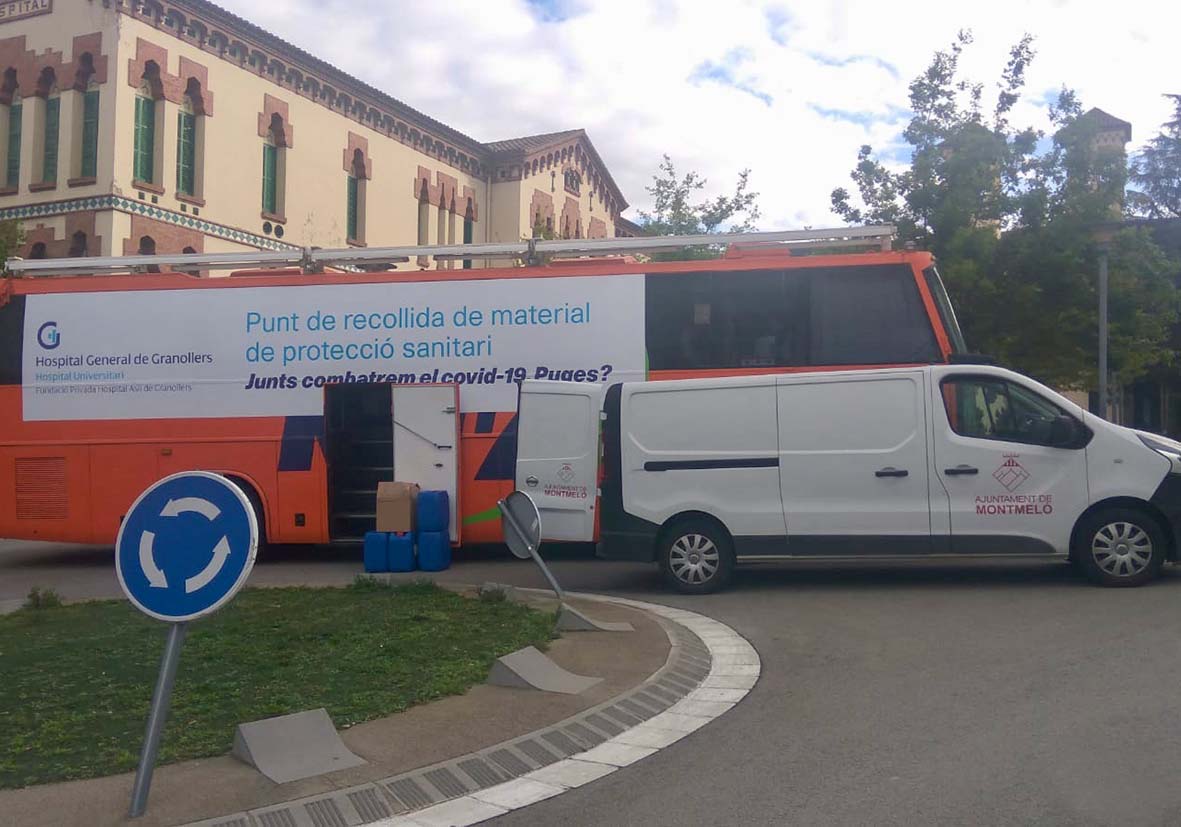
[74,53,99,180]
[137,234,160,272]
[36,67,59,186]
[176,78,205,198]
[67,230,88,257]
[462,200,474,270]
[261,112,286,217]
[133,62,162,185]
[29,242,46,259]
[435,195,447,269]
[180,245,199,276]
[346,148,366,243]
[3,68,22,190]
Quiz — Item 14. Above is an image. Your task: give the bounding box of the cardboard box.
[376,482,419,533]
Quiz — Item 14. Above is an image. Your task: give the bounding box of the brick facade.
[21,211,102,258]
[127,37,214,114]
[122,214,205,256]
[0,32,109,103]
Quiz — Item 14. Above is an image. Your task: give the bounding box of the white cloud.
[218,0,1179,229]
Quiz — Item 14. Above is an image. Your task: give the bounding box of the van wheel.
[1073,507,1166,587]
[658,519,734,594]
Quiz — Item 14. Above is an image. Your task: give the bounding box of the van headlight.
[1139,434,1181,474]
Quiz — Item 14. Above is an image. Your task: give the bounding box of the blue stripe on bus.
[278,415,324,472]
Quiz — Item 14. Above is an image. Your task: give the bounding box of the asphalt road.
[5,540,1181,825]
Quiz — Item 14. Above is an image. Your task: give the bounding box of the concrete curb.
[185,593,759,827]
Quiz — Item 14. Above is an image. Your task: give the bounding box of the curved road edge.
[378,592,761,827]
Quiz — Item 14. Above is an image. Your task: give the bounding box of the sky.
[218,0,1179,230]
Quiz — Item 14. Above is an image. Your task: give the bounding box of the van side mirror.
[1049,415,1079,447]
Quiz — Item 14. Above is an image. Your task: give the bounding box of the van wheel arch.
[655,512,736,594]
[1069,498,1173,562]
[657,511,734,548]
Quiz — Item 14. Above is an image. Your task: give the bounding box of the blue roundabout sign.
[116,471,259,622]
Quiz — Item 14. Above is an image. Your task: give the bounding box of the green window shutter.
[6,103,21,188]
[133,96,155,183]
[176,110,194,195]
[261,144,277,214]
[42,97,59,183]
[346,175,358,240]
[81,90,98,178]
[462,217,473,269]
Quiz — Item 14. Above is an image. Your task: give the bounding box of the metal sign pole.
[498,499,566,602]
[128,621,188,819]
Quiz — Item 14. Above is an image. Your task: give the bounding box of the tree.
[830,32,1179,391]
[1129,94,1181,219]
[636,155,760,259]
[0,219,21,274]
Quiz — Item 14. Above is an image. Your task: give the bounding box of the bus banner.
[21,274,646,421]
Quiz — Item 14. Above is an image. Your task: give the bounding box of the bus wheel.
[1073,507,1165,587]
[658,518,734,595]
[227,476,269,558]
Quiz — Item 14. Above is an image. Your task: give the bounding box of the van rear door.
[515,380,602,541]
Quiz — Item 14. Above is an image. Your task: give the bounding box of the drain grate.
[425,767,470,799]
[584,713,624,736]
[541,730,583,756]
[347,788,390,822]
[617,698,656,720]
[563,722,606,747]
[387,777,435,811]
[257,810,297,827]
[516,738,561,767]
[305,798,347,827]
[601,705,643,727]
[489,748,532,776]
[459,757,507,789]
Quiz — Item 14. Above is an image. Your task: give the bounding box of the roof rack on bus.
[4,225,895,277]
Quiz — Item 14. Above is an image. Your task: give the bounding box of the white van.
[514,365,1181,593]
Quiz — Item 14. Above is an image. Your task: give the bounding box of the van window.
[646,265,939,371]
[941,377,1068,446]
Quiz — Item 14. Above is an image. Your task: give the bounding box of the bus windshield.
[923,266,967,354]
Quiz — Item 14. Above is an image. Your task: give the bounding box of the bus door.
[515,381,602,541]
[392,385,461,543]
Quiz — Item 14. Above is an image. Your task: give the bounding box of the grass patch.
[0,581,555,789]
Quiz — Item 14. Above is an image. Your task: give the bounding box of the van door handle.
[875,467,909,478]
[944,465,979,476]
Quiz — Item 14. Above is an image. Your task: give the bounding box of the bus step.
[332,512,377,529]
[332,467,394,490]
[338,441,393,465]
[333,489,378,513]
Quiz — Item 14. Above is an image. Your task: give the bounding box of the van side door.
[776,371,935,555]
[515,380,603,542]
[931,370,1089,555]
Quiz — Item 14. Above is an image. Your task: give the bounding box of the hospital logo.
[994,454,1030,492]
[36,321,60,350]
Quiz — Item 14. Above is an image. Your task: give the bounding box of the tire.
[227,476,269,557]
[658,518,735,594]
[1073,507,1166,587]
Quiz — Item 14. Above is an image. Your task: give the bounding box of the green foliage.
[0,219,22,274]
[831,32,1180,389]
[636,155,761,260]
[22,586,63,610]
[0,583,554,788]
[1129,94,1181,219]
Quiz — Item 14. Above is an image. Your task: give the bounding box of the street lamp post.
[1098,242,1109,420]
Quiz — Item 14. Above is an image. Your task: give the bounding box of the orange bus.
[0,230,966,548]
